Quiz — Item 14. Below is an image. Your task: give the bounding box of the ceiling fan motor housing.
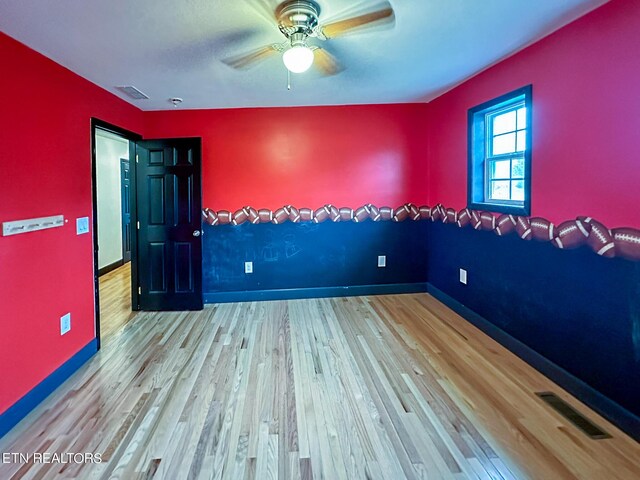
[277,0,321,38]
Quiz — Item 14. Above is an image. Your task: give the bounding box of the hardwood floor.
[98,262,135,338]
[0,275,638,478]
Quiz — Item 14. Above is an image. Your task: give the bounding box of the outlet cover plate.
[459,268,468,285]
[245,262,253,274]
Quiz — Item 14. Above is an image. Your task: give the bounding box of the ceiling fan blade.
[222,45,279,70]
[321,2,395,39]
[313,48,344,76]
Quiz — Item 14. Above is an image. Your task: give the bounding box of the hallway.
[99,262,135,338]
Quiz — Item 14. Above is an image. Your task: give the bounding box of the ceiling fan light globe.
[283,46,314,73]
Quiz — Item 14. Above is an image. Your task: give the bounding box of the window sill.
[468,201,530,216]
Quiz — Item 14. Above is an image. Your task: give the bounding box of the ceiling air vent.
[115,86,149,100]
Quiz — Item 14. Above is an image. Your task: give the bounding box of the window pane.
[469,88,530,214]
[512,158,525,178]
[493,110,516,135]
[517,107,527,129]
[493,133,516,155]
[491,160,511,179]
[490,180,511,200]
[516,130,527,152]
[512,180,525,201]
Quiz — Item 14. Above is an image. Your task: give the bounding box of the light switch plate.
[60,313,71,335]
[76,217,89,235]
[245,261,253,274]
[378,255,386,268]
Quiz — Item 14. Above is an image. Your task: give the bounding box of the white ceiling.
[0,0,609,111]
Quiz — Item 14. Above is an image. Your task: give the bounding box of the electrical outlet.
[244,261,253,274]
[378,255,386,268]
[459,268,468,285]
[60,313,71,335]
[76,217,89,235]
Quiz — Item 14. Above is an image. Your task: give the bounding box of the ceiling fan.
[222,0,395,76]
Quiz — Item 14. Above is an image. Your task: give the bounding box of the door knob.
[193,230,201,237]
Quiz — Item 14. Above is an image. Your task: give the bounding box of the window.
[468,85,532,215]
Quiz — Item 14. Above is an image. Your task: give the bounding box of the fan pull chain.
[287,69,291,90]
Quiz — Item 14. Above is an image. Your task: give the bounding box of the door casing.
[90,119,142,349]
[120,158,132,264]
[91,121,204,344]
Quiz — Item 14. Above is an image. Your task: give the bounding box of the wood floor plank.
[1,264,639,479]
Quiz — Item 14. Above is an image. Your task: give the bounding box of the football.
[515,216,532,240]
[530,217,556,241]
[495,214,516,236]
[612,227,640,261]
[430,205,443,222]
[479,212,496,231]
[300,208,315,222]
[408,203,421,221]
[555,220,588,249]
[217,210,232,225]
[393,206,409,222]
[445,208,457,224]
[457,208,471,228]
[470,210,482,230]
[258,209,273,223]
[367,204,381,221]
[288,206,301,223]
[204,209,218,226]
[232,207,249,225]
[354,206,369,222]
[379,206,393,221]
[419,205,431,220]
[339,207,354,221]
[584,218,615,257]
[314,206,330,223]
[272,207,289,224]
[328,204,341,222]
[247,206,260,224]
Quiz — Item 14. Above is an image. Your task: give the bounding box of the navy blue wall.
[427,221,640,421]
[203,220,428,299]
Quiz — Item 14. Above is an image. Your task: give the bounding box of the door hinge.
[137,221,140,229]
[138,286,142,295]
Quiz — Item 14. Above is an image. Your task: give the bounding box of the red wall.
[0,33,428,418]
[2,0,637,420]
[145,104,429,212]
[0,33,144,414]
[427,0,640,227]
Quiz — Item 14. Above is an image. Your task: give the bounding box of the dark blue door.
[135,138,203,311]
